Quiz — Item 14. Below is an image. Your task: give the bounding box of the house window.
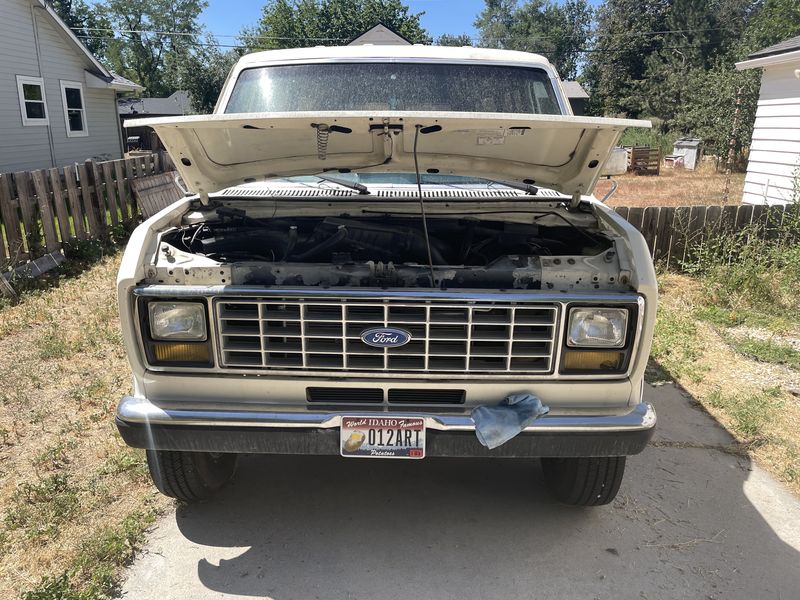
[16,75,48,126]
[60,81,88,137]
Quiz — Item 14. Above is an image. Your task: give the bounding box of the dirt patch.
[596,162,745,207]
[0,254,168,598]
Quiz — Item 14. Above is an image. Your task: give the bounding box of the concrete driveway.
[121,384,800,599]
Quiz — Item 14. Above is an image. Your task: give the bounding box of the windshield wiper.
[314,174,370,195]
[485,179,540,196]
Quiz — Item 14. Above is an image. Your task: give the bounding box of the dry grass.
[596,162,746,207]
[654,273,800,492]
[0,254,168,599]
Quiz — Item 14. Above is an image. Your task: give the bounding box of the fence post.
[63,165,86,239]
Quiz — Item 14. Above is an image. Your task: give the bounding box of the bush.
[619,124,677,156]
[680,206,800,320]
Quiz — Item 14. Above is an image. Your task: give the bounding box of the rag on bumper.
[471,394,550,450]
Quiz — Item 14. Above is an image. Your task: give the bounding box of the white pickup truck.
[116,44,656,506]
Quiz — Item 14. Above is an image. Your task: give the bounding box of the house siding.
[0,0,123,173]
[743,63,800,205]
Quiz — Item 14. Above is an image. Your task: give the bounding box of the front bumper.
[116,396,656,458]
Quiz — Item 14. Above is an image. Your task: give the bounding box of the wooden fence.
[613,203,795,265]
[0,153,795,274]
[0,152,174,268]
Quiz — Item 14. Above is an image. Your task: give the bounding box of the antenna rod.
[413,125,437,288]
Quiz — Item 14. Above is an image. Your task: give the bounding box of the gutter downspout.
[113,92,126,158]
[31,4,57,168]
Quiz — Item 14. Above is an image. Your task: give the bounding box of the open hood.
[130,111,650,201]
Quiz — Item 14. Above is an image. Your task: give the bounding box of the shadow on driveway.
[124,384,800,599]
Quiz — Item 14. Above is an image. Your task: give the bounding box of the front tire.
[541,456,626,506]
[146,450,237,502]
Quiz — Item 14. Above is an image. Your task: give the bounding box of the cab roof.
[236,45,555,70]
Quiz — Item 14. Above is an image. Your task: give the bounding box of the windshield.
[225,63,562,114]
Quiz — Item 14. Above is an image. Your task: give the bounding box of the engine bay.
[147,203,632,291]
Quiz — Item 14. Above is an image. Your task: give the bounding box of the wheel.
[541,456,626,506]
[146,450,237,502]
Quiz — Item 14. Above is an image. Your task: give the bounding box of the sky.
[199,0,486,41]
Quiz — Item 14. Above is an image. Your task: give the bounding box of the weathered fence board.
[49,168,72,243]
[114,160,129,221]
[101,161,121,227]
[30,170,59,252]
[0,152,173,268]
[1,174,23,262]
[63,166,86,240]
[77,162,102,237]
[131,172,184,219]
[14,171,39,255]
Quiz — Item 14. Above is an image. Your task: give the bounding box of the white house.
[736,35,800,205]
[0,0,142,173]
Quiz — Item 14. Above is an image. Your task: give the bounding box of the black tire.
[146,450,237,502]
[541,456,626,506]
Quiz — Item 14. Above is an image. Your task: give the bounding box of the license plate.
[340,416,425,459]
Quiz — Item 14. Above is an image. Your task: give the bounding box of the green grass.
[5,474,80,540]
[724,336,800,370]
[706,387,784,442]
[21,508,158,600]
[33,439,78,472]
[650,304,707,383]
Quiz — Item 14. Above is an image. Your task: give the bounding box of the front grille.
[215,298,559,375]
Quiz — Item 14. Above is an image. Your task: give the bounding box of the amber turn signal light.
[151,342,211,363]
[562,350,624,372]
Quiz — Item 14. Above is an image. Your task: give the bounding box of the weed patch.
[724,336,800,370]
[5,474,80,540]
[20,507,157,600]
[706,387,783,442]
[651,304,706,382]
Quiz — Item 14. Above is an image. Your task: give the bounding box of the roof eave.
[110,80,145,92]
[736,48,800,70]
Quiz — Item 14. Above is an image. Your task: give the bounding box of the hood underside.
[130,111,650,200]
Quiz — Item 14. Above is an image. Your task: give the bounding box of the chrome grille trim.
[215,298,559,375]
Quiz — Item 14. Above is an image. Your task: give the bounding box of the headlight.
[567,307,628,348]
[148,302,207,341]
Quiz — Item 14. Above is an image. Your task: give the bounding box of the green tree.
[437,33,474,46]
[242,0,430,51]
[685,0,800,155]
[474,0,517,48]
[583,0,669,117]
[474,0,593,80]
[640,0,719,128]
[175,37,240,113]
[97,0,207,95]
[48,0,111,56]
[739,0,800,55]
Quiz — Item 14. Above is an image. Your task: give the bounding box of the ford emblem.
[360,327,412,348]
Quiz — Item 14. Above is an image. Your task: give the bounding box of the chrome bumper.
[116,396,656,458]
